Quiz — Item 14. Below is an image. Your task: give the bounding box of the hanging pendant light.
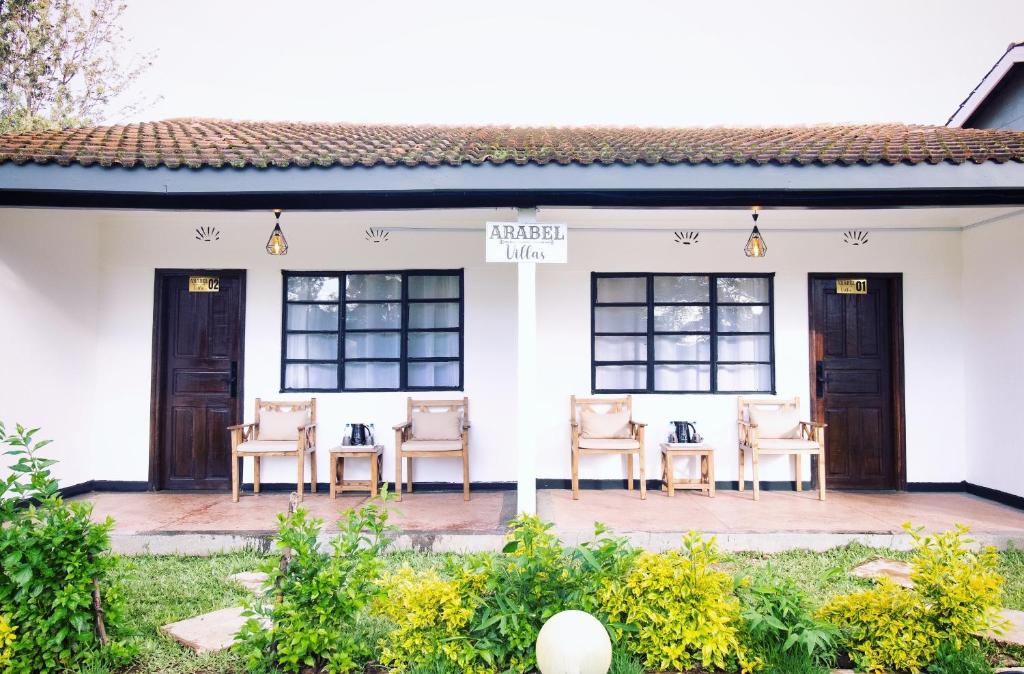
[744,206,767,258]
[266,208,288,255]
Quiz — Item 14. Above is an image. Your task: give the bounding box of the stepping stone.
[982,608,1024,647]
[160,606,254,654]
[228,571,269,594]
[850,558,914,588]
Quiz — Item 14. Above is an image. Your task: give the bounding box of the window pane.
[287,304,338,330]
[409,302,460,329]
[654,335,711,361]
[595,365,646,390]
[345,362,400,389]
[655,364,711,391]
[408,275,459,299]
[345,332,400,358]
[346,273,401,300]
[408,361,459,387]
[408,331,459,358]
[717,364,772,391]
[596,277,646,303]
[595,306,647,333]
[717,335,771,361]
[654,305,710,331]
[717,277,769,303]
[285,363,337,389]
[286,334,338,360]
[653,276,709,302]
[717,305,770,332]
[594,336,647,361]
[346,302,401,329]
[287,276,339,301]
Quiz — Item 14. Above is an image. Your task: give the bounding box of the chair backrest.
[737,396,798,423]
[407,397,469,425]
[570,395,633,426]
[255,398,316,432]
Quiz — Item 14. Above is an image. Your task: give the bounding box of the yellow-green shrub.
[598,532,755,673]
[0,614,15,667]
[374,565,490,674]
[819,524,1004,674]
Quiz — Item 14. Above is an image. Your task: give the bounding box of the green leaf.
[502,540,519,553]
[12,565,32,585]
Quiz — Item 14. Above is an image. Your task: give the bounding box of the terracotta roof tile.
[1,119,1023,169]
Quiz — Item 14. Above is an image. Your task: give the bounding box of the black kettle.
[672,421,700,444]
[349,423,371,446]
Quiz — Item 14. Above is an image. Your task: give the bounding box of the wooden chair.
[737,396,826,501]
[570,395,646,500]
[393,397,470,502]
[228,398,317,502]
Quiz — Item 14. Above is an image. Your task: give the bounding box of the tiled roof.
[1,119,1023,169]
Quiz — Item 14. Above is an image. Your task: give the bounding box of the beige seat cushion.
[747,404,801,439]
[756,438,820,452]
[578,438,641,450]
[412,410,462,440]
[401,440,463,452]
[580,409,632,439]
[237,440,311,453]
[259,408,309,441]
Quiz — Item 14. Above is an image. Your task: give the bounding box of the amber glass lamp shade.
[744,225,766,257]
[266,209,288,255]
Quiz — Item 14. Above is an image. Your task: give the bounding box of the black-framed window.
[591,273,775,394]
[281,270,464,392]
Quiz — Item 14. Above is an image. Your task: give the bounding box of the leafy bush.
[926,640,994,674]
[599,532,755,673]
[738,571,836,674]
[0,422,129,673]
[820,524,1005,674]
[234,493,393,674]
[374,564,489,674]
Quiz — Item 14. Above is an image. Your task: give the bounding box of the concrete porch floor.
[75,489,1024,554]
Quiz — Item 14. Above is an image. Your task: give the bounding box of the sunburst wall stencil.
[364,227,390,244]
[194,226,220,242]
[674,231,700,246]
[843,230,869,246]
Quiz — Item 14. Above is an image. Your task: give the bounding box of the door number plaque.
[836,279,867,294]
[188,276,220,292]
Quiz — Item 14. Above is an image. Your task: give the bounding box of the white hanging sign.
[485,222,568,263]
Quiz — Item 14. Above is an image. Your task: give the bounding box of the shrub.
[465,514,578,673]
[233,493,393,674]
[738,571,836,674]
[0,422,129,673]
[374,564,489,674]
[819,523,1005,674]
[599,532,755,673]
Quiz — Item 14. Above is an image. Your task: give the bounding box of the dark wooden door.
[152,271,245,490]
[809,276,900,489]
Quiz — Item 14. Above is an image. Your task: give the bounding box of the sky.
[118,0,1024,128]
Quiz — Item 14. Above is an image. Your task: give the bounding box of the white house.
[2,48,1024,515]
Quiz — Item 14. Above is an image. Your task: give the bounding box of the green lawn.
[109,544,1024,674]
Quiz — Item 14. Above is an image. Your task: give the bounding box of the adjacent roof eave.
[2,161,1024,210]
[947,42,1024,127]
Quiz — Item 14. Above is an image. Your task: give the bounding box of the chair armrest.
[737,420,755,428]
[800,421,827,429]
[298,422,317,431]
[463,422,472,430]
[630,421,647,428]
[227,422,257,431]
[393,421,412,431]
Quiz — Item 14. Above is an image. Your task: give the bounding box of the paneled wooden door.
[808,274,904,490]
[151,270,245,490]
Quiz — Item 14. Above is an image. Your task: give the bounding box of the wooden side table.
[329,445,384,498]
[660,442,715,497]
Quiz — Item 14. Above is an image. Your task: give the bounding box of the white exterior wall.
[0,206,1001,491]
[0,210,101,486]
[963,212,1024,497]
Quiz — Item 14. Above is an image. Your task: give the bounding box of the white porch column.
[516,207,538,515]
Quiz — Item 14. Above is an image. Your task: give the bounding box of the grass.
[106,544,1024,674]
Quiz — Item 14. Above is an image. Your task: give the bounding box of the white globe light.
[535,610,612,674]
